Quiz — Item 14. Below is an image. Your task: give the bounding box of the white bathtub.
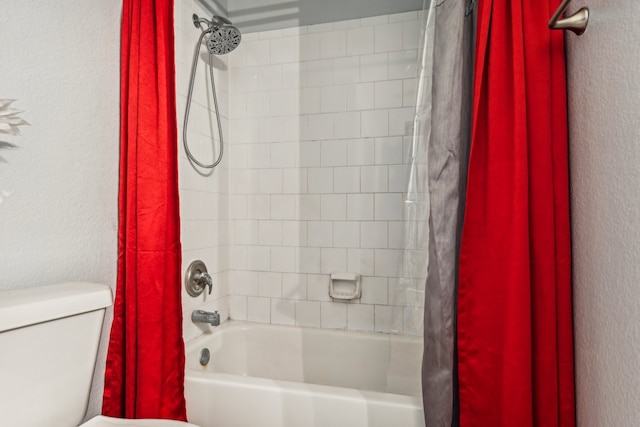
[184,321,425,427]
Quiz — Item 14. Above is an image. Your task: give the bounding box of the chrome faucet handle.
[185,260,213,297]
[197,271,213,295]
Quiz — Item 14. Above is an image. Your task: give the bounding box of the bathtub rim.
[184,319,424,351]
[183,319,424,406]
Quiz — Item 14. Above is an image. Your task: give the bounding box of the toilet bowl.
[0,282,201,427]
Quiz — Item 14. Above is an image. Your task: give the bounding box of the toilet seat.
[80,415,201,427]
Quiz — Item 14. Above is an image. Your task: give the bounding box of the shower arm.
[193,15,213,31]
[193,14,232,32]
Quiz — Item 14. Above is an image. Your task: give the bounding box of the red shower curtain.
[457,0,575,425]
[102,0,187,421]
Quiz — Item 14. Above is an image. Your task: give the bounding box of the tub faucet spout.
[192,309,220,326]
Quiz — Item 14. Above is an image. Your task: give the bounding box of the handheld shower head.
[192,14,242,55]
[206,25,242,55]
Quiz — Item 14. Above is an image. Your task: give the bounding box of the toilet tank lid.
[0,282,113,333]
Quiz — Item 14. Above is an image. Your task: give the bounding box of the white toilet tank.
[0,282,113,427]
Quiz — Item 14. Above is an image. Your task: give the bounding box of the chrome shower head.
[192,14,242,55]
[206,25,242,55]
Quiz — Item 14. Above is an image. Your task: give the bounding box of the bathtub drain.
[199,348,210,366]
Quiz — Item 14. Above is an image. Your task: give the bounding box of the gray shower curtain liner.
[405,0,473,425]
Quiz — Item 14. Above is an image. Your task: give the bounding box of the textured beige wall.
[0,0,121,420]
[566,1,640,425]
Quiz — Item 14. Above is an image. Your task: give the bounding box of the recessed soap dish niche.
[329,272,361,300]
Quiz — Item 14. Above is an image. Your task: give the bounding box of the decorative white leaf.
[0,100,24,202]
[0,99,16,111]
[0,141,16,149]
[0,123,15,133]
[0,123,20,135]
[0,100,28,136]
[0,112,24,120]
[3,117,28,126]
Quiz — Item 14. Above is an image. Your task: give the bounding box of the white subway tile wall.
[226,12,424,335]
[176,0,231,342]
[177,5,425,339]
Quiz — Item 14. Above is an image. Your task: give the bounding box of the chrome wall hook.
[548,0,589,36]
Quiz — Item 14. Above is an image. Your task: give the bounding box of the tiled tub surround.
[175,0,232,342]
[225,12,425,334]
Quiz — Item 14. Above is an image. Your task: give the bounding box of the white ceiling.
[198,0,426,33]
